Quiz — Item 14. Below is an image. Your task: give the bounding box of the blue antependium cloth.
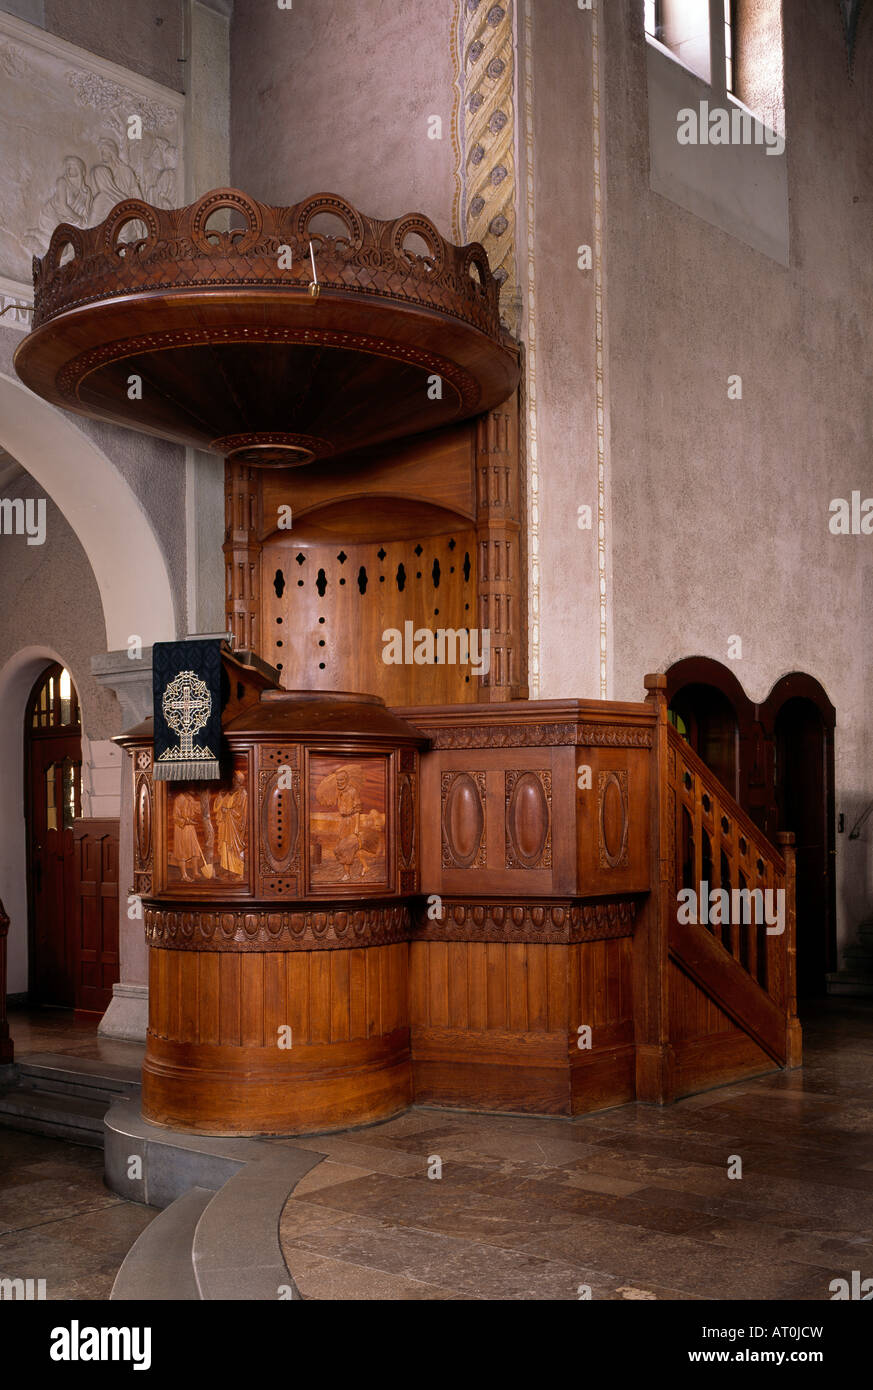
[152,639,223,781]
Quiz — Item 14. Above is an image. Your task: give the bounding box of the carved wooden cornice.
[413,897,637,943]
[30,188,504,339]
[417,722,653,749]
[144,901,411,952]
[144,895,637,950]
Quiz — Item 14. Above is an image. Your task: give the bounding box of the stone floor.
[6,1005,145,1070]
[0,1130,157,1300]
[2,999,871,1300]
[0,1006,152,1299]
[276,999,873,1300]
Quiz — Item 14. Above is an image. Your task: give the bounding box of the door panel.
[26,666,82,1008]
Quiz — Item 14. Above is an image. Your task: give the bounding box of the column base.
[99,983,149,1042]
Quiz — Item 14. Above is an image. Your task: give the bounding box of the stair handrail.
[665,723,800,1064]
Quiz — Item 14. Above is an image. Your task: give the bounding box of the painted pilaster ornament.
[454,0,519,329]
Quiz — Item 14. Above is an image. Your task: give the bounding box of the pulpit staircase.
[634,679,801,1103]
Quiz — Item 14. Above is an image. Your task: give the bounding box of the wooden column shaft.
[223,458,262,652]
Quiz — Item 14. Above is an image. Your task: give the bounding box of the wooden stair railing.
[636,677,801,1102]
[668,724,800,1065]
[0,898,12,1065]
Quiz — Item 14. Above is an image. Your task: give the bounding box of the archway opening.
[669,681,740,802]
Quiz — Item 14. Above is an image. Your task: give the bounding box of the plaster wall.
[229,0,458,227]
[40,0,186,94]
[601,0,873,946]
[524,0,604,700]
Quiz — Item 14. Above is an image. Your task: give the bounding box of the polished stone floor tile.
[277,999,872,1299]
[0,1129,156,1300]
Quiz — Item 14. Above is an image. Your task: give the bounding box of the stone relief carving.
[0,14,183,283]
[29,136,179,249]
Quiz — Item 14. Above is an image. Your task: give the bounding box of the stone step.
[192,1146,321,1301]
[0,1085,106,1147]
[826,971,873,998]
[18,1053,141,1105]
[111,1188,213,1301]
[105,1097,276,1209]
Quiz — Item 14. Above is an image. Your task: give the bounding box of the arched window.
[28,663,80,732]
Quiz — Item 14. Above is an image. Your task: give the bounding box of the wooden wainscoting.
[409,901,638,1116]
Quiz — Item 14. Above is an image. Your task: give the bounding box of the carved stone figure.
[89,138,143,222]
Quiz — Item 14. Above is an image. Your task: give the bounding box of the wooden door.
[26,666,82,1007]
[774,698,830,997]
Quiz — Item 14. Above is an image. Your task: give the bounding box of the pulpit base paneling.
[408,929,636,1116]
[143,941,411,1134]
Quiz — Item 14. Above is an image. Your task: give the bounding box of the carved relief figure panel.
[0,12,183,286]
[308,754,388,893]
[164,755,249,892]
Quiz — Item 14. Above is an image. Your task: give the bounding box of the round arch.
[665,655,753,716]
[761,671,836,731]
[0,371,175,649]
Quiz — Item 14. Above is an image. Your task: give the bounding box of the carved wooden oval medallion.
[135,776,152,866]
[506,772,550,868]
[443,773,484,868]
[399,777,414,865]
[261,773,298,872]
[600,771,628,868]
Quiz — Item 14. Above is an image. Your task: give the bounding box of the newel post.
[776,831,803,1068]
[633,674,675,1103]
[0,898,12,1065]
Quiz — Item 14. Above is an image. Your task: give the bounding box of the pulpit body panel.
[121,683,425,1134]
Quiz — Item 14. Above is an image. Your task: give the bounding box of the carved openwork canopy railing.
[14,189,520,466]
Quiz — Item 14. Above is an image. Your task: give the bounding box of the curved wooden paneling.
[143,942,410,1134]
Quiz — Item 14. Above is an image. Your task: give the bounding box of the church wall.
[0,475,120,992]
[0,1,231,1029]
[600,0,873,949]
[9,0,188,93]
[523,0,604,701]
[229,0,458,227]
